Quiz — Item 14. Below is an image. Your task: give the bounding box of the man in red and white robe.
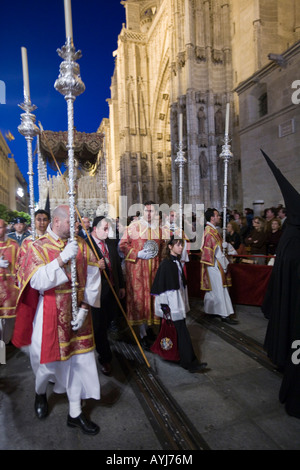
[0,219,19,363]
[119,202,165,349]
[200,208,238,324]
[12,205,102,435]
[16,209,50,285]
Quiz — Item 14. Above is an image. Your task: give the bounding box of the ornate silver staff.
[219,103,233,251]
[175,113,187,237]
[54,0,85,319]
[18,47,39,240]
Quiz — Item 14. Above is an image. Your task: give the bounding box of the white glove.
[138,249,153,260]
[218,254,229,273]
[71,307,88,331]
[227,243,237,256]
[0,259,9,268]
[60,240,78,263]
[222,241,228,249]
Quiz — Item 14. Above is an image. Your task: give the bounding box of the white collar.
[92,233,106,245]
[47,224,60,241]
[165,220,177,228]
[140,218,158,230]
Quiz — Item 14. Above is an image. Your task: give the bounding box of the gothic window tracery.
[259,92,268,117]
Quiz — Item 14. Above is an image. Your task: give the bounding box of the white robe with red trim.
[26,226,101,401]
[200,223,234,318]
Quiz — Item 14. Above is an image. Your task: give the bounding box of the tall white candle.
[225,102,230,135]
[21,47,30,100]
[64,0,73,40]
[178,113,183,142]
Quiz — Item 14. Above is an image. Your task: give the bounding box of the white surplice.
[154,259,190,322]
[203,244,234,318]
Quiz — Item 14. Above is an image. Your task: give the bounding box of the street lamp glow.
[17,187,24,198]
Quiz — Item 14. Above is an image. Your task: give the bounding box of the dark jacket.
[244,229,267,255]
[8,231,30,246]
[86,236,125,298]
[77,228,90,240]
[226,231,241,250]
[266,230,282,255]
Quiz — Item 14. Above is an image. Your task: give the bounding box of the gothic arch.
[152,56,171,155]
[149,50,171,204]
[150,53,170,132]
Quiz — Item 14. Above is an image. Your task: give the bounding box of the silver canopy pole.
[54,1,85,320]
[219,103,233,251]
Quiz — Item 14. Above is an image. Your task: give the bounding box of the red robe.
[16,236,34,286]
[119,220,165,326]
[200,224,232,291]
[12,233,99,364]
[0,238,19,319]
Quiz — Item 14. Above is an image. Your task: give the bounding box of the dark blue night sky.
[0,0,125,199]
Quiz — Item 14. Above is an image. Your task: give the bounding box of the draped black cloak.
[261,150,300,418]
[150,255,186,296]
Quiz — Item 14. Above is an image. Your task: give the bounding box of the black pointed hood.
[261,149,300,226]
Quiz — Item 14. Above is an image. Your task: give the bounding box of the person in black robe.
[261,149,300,418]
[86,216,125,376]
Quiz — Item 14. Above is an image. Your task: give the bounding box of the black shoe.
[100,362,112,376]
[34,393,48,419]
[222,316,239,325]
[67,413,100,435]
[188,362,208,373]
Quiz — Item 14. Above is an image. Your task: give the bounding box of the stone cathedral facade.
[101,0,300,214]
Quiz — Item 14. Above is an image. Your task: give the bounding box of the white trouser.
[0,318,15,344]
[30,296,100,406]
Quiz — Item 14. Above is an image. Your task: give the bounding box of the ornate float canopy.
[39,130,104,175]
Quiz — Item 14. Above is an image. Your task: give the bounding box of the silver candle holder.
[18,96,40,240]
[54,37,85,319]
[174,139,187,237]
[219,133,233,248]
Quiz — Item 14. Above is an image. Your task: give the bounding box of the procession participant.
[78,216,91,239]
[0,219,19,360]
[161,210,190,272]
[8,217,30,246]
[119,201,165,350]
[86,216,125,376]
[261,151,300,418]
[16,210,50,281]
[33,209,50,236]
[200,208,238,324]
[151,237,208,373]
[12,205,101,435]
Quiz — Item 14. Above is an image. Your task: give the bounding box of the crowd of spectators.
[73,203,285,266]
[223,205,285,264]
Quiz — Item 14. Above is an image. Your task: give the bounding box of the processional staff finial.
[18,46,40,240]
